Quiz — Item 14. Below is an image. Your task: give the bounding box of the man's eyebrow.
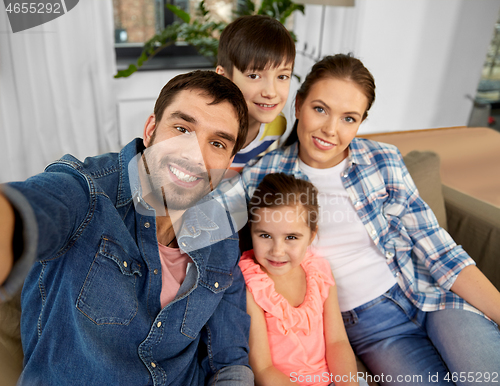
[169,111,197,123]
[216,131,236,145]
[169,110,236,145]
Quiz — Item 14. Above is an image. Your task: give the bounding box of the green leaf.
[235,0,255,16]
[280,3,304,23]
[114,64,138,78]
[166,4,190,23]
[197,0,209,17]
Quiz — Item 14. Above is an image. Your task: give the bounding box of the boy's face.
[217,61,292,131]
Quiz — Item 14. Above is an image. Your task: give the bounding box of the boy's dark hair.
[217,15,296,78]
[153,70,248,156]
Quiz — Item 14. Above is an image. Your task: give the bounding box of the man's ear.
[215,66,226,77]
[143,114,156,148]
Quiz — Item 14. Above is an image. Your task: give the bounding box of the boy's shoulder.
[262,113,287,138]
[230,114,288,173]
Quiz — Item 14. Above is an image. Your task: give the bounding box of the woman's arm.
[324,284,360,386]
[246,289,296,386]
[0,193,15,285]
[450,265,500,325]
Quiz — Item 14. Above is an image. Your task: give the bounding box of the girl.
[239,173,366,386]
[240,54,500,385]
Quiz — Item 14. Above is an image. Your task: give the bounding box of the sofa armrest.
[443,185,500,290]
[0,289,23,386]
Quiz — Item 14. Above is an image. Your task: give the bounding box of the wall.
[114,69,186,147]
[289,0,500,135]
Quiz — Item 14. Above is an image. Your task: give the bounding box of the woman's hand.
[451,265,500,325]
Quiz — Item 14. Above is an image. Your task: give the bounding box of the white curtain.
[0,0,119,183]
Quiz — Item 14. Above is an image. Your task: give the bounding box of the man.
[0,71,252,385]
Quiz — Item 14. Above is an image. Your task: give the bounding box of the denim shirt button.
[154,269,158,275]
[123,261,128,268]
[144,222,150,228]
[214,282,219,289]
[157,321,162,328]
[151,362,156,368]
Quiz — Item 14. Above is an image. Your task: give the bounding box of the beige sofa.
[1,127,499,385]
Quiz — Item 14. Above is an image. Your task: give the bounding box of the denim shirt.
[3,139,251,386]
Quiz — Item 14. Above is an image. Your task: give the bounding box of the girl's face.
[250,205,316,278]
[295,77,368,169]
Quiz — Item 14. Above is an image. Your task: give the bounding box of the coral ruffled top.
[239,250,335,385]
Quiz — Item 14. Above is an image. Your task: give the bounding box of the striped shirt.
[238,138,480,315]
[230,114,287,173]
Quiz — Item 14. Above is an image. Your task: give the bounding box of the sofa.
[1,127,499,386]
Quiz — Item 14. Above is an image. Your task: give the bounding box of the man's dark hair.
[153,70,249,156]
[217,15,296,78]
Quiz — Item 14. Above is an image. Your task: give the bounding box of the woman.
[239,54,500,385]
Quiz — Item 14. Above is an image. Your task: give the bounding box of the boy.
[216,15,296,172]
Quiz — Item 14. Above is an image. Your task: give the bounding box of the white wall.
[114,69,187,147]
[288,0,500,135]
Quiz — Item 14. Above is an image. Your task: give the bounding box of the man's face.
[141,89,238,211]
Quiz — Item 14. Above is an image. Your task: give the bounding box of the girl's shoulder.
[301,251,335,301]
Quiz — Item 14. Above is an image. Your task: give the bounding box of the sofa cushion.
[403,150,447,230]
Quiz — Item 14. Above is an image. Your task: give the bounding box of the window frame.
[114,0,215,71]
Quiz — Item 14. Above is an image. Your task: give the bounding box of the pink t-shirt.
[158,243,192,308]
[239,250,335,386]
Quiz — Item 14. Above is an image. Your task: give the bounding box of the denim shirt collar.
[122,139,230,254]
[117,138,145,208]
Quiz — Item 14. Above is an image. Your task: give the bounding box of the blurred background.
[1,0,500,182]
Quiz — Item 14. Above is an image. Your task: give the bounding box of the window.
[113,0,236,71]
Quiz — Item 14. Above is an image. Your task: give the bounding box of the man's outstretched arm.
[0,192,15,285]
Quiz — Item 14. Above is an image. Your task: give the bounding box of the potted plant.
[114,0,304,78]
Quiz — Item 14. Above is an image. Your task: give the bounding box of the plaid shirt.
[239,138,480,314]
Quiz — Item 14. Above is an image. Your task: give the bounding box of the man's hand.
[0,193,15,285]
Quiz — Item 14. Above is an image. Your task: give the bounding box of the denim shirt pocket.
[77,236,142,325]
[180,268,233,339]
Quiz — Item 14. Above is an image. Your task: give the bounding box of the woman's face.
[296,77,368,169]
